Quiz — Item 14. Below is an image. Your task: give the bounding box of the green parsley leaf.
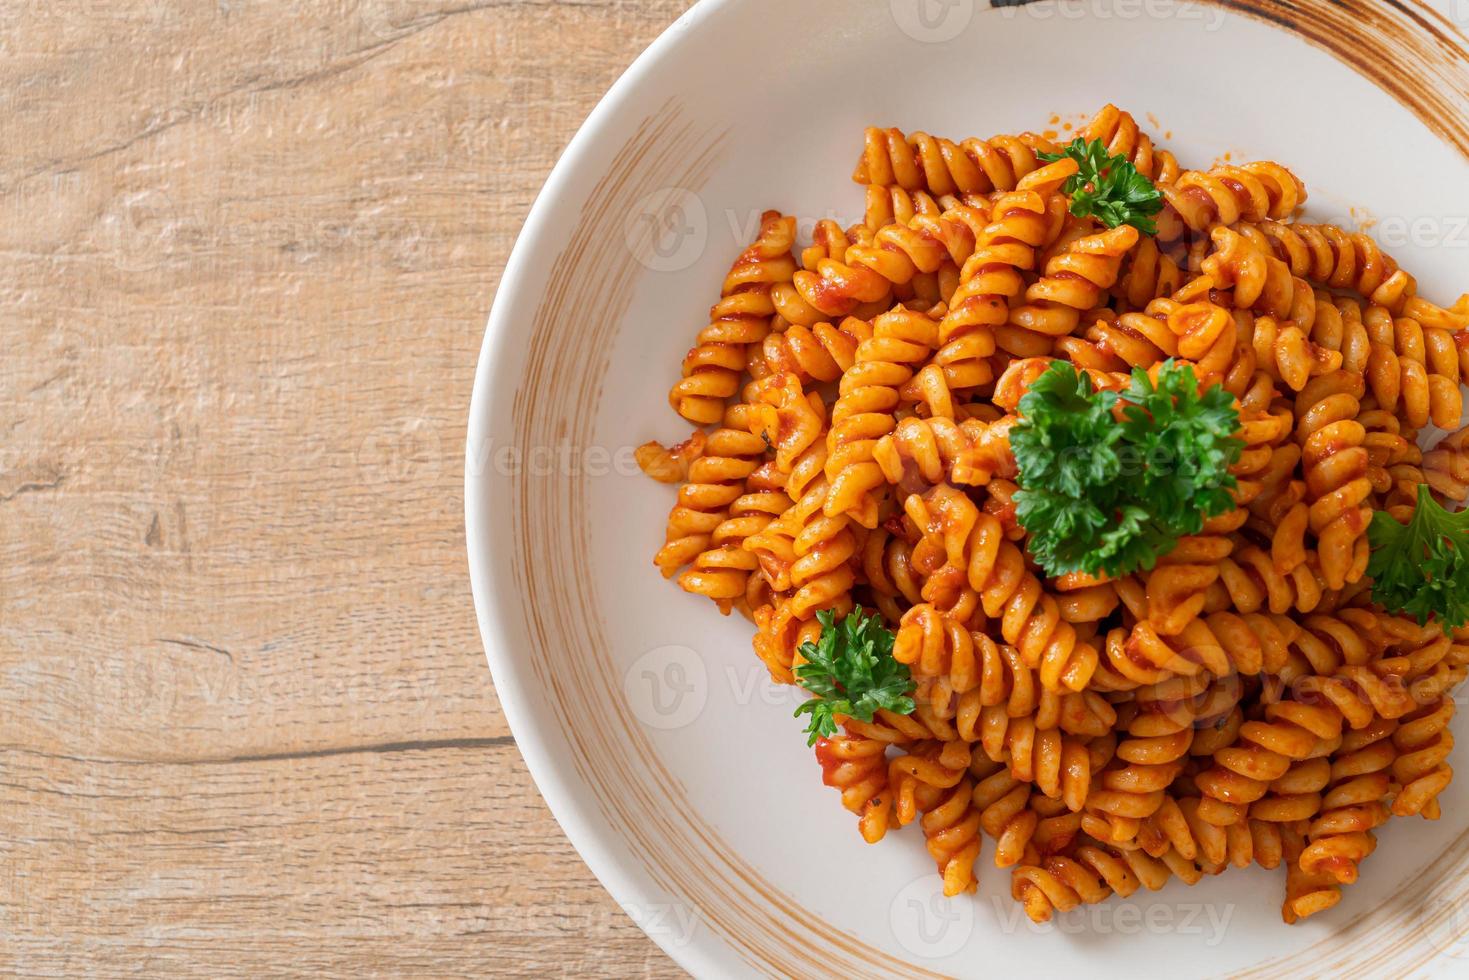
[793,609,914,746]
[1037,137,1165,234]
[1012,360,1242,578]
[1368,484,1469,632]
[1118,362,1243,534]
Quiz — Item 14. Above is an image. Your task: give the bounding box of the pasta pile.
[638,105,1469,925]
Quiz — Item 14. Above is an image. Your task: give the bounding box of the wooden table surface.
[0,1,694,974]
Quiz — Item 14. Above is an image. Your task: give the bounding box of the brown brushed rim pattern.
[500,2,1469,975]
[1206,0,1469,161]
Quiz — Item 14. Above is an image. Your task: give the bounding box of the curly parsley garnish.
[1012,360,1241,578]
[1037,137,1165,234]
[793,609,914,746]
[1368,484,1469,632]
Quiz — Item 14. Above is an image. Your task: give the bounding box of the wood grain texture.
[0,1,695,975]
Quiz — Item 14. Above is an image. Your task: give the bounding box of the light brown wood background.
[0,0,694,974]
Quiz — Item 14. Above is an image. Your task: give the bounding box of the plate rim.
[464,1,739,975]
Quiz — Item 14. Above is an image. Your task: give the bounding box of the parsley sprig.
[1368,484,1469,632]
[1037,137,1165,234]
[1012,360,1241,578]
[793,609,914,746]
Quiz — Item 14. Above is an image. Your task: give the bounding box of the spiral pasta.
[1193,698,1346,827]
[669,212,797,424]
[640,105,1469,931]
[1009,224,1139,339]
[815,732,894,844]
[938,187,1066,373]
[792,204,988,318]
[1360,303,1465,431]
[853,125,1056,198]
[1392,696,1458,819]
[1297,716,1396,884]
[650,413,766,579]
[758,315,871,386]
[1425,425,1469,502]
[1079,104,1181,184]
[825,307,943,528]
[1294,370,1373,590]
[1245,220,1418,315]
[909,485,1101,693]
[1155,161,1306,243]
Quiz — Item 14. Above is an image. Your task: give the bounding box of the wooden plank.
[0,0,694,973]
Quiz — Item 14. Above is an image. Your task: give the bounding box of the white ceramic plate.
[467,1,1469,975]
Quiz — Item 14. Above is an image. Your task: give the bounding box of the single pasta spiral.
[1293,370,1374,590]
[1010,838,1205,923]
[975,706,1092,811]
[824,307,944,527]
[652,413,768,580]
[1296,716,1397,885]
[1282,823,1346,922]
[1114,235,1188,309]
[862,184,947,231]
[669,211,797,423]
[853,126,1056,197]
[1079,104,1181,183]
[872,415,1017,492]
[676,456,788,613]
[1236,310,1343,392]
[1084,685,1196,827]
[1425,425,1469,502]
[1009,224,1140,339]
[793,204,989,317]
[1391,695,1458,819]
[815,731,894,844]
[1193,699,1346,827]
[936,189,1058,377]
[971,757,1043,869]
[949,185,1074,360]
[1244,220,1417,315]
[1110,610,1296,688]
[761,480,859,621]
[1155,161,1306,242]
[758,315,871,386]
[921,776,986,896]
[1361,303,1464,430]
[1134,795,1278,873]
[1198,225,1312,322]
